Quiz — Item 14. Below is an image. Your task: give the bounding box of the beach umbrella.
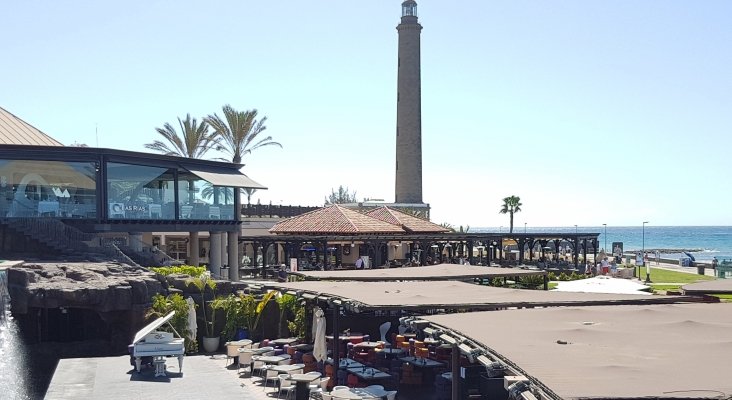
[312,306,327,362]
[186,296,197,343]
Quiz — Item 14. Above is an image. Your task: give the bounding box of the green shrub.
[150,265,206,277]
[147,293,198,353]
[558,272,569,281]
[518,275,545,289]
[548,272,557,281]
[490,278,504,287]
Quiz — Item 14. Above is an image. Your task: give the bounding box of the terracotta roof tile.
[269,205,405,234]
[365,206,450,233]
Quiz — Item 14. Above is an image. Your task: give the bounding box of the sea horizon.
[471,226,732,262]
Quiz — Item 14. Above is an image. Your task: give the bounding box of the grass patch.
[710,294,732,301]
[636,266,714,284]
[649,284,682,292]
[548,282,558,290]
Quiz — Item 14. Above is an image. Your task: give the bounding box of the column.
[209,232,222,277]
[221,234,228,268]
[189,232,200,266]
[228,230,239,281]
[129,232,143,252]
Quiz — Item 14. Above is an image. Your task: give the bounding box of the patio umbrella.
[186,296,197,343]
[312,306,327,362]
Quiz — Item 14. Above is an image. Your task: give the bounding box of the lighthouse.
[394,0,423,205]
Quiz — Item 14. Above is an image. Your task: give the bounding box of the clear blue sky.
[2,1,730,228]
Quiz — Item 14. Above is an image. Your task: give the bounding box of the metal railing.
[7,217,95,251]
[241,204,320,218]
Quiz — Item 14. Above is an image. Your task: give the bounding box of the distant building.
[0,106,265,280]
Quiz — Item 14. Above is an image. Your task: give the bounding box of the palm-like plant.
[499,195,523,233]
[187,273,218,338]
[206,105,281,164]
[145,114,219,158]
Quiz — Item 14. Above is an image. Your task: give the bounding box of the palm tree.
[145,114,218,158]
[499,196,523,233]
[206,105,281,164]
[243,188,258,205]
[145,114,218,267]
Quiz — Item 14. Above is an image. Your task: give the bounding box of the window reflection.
[106,162,175,220]
[177,170,235,221]
[0,160,97,218]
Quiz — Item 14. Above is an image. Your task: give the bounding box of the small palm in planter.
[187,272,219,352]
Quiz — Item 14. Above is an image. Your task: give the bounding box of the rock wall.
[7,262,165,314]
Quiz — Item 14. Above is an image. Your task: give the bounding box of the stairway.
[2,217,138,266]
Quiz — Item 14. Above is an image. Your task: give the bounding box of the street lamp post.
[643,221,650,282]
[524,223,527,234]
[602,223,607,252]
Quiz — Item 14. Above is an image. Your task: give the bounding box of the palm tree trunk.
[509,212,514,233]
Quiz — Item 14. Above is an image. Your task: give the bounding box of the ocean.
[472,226,732,262]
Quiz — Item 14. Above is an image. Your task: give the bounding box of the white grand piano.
[131,311,185,377]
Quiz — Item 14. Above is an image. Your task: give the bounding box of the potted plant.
[240,291,276,341]
[211,294,246,342]
[187,272,219,352]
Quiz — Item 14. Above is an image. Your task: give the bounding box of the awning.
[185,168,267,189]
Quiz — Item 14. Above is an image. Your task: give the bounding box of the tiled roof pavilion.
[365,206,449,233]
[269,204,405,234]
[0,106,63,146]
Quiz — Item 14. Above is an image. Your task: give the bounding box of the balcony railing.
[241,204,320,219]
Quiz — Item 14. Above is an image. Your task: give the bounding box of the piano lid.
[132,311,176,345]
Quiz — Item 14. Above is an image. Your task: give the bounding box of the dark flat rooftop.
[425,303,732,399]
[291,263,547,281]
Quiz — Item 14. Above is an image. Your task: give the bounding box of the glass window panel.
[178,170,235,221]
[106,162,175,220]
[0,160,97,218]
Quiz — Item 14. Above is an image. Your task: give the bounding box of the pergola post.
[451,342,460,400]
[332,303,340,374]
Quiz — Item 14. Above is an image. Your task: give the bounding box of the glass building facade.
[0,159,238,222]
[0,160,97,218]
[106,162,235,221]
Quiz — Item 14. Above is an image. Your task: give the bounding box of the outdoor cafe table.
[326,335,367,342]
[271,364,304,374]
[346,366,392,381]
[239,346,273,355]
[353,341,382,349]
[271,337,299,346]
[398,355,445,368]
[326,357,364,369]
[331,387,389,399]
[255,355,287,365]
[379,347,404,359]
[289,372,322,400]
[399,356,445,383]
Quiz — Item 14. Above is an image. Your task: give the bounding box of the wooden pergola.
[240,232,601,269]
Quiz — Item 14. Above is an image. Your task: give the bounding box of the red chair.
[347,373,359,387]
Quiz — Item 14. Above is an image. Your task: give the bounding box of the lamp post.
[602,223,607,252]
[643,221,650,282]
[524,222,527,234]
[574,225,578,234]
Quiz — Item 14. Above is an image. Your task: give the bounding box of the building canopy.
[424,303,732,399]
